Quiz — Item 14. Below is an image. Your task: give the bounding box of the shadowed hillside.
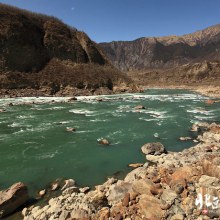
[0,3,136,97]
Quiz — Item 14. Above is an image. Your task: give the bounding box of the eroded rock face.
[100,24,220,71]
[0,182,29,218]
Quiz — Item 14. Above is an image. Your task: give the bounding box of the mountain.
[0,3,136,97]
[100,24,220,71]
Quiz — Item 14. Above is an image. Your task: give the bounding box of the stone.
[128,163,143,168]
[191,124,198,132]
[124,167,147,183]
[68,97,77,101]
[135,105,145,110]
[198,175,220,191]
[39,189,46,197]
[122,193,130,207]
[179,137,192,141]
[170,166,196,185]
[98,138,110,145]
[80,187,90,193]
[65,127,76,132]
[205,99,215,105]
[0,182,29,218]
[161,188,177,205]
[132,179,153,195]
[141,142,166,155]
[150,184,163,195]
[107,182,132,205]
[98,207,110,220]
[62,186,79,195]
[96,98,103,102]
[170,213,185,220]
[51,183,59,191]
[129,191,138,200]
[146,155,159,163]
[139,194,164,219]
[202,160,220,179]
[61,179,76,191]
[71,209,89,219]
[22,207,28,217]
[59,210,70,220]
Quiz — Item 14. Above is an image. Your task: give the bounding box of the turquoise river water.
[0,89,220,195]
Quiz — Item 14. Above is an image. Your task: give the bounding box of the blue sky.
[1,0,220,43]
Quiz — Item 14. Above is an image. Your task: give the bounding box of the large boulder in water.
[141,142,166,155]
[0,182,29,218]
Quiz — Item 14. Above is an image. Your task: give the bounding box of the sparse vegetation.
[0,3,133,96]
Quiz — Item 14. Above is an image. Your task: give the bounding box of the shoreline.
[1,89,220,219]
[143,85,220,99]
[14,122,220,219]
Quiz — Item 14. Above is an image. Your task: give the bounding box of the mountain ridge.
[100,23,220,71]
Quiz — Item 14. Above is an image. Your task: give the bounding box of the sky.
[1,0,220,43]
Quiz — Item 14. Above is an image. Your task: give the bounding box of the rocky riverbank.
[9,122,218,220]
[143,85,220,99]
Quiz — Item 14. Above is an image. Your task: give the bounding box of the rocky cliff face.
[100,24,220,71]
[0,3,133,96]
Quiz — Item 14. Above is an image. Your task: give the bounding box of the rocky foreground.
[1,122,220,220]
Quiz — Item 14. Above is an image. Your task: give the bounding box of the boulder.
[138,194,165,219]
[135,105,145,110]
[161,188,177,205]
[124,167,148,183]
[61,179,76,191]
[98,138,110,145]
[179,137,192,141]
[38,189,46,197]
[132,179,153,195]
[198,175,220,191]
[146,155,160,163]
[141,142,166,155]
[65,127,76,132]
[202,160,220,179]
[128,163,143,168]
[0,182,29,218]
[68,97,77,101]
[107,182,132,205]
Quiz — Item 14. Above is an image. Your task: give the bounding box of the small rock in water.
[128,163,144,168]
[98,138,110,145]
[205,99,214,105]
[96,98,103,102]
[51,183,59,191]
[38,189,46,197]
[135,105,145,109]
[61,179,76,191]
[65,127,76,132]
[190,123,198,132]
[179,137,192,141]
[0,109,6,113]
[79,187,90,193]
[68,97,77,101]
